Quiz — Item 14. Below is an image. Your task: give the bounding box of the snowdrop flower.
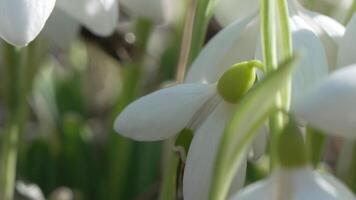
[191,0,345,105]
[230,121,356,200]
[120,0,180,24]
[291,14,356,137]
[0,0,172,47]
[55,0,119,37]
[0,0,117,47]
[0,0,56,47]
[215,0,345,70]
[300,0,354,22]
[230,166,356,200]
[114,59,265,199]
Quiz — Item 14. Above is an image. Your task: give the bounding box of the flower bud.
[217,60,262,103]
[278,120,308,168]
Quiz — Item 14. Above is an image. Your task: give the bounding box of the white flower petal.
[0,0,55,47]
[185,15,259,84]
[322,172,356,200]
[231,167,356,200]
[43,8,80,49]
[99,0,115,10]
[289,15,329,105]
[214,0,259,26]
[184,103,246,200]
[114,84,215,141]
[57,0,118,36]
[301,9,345,69]
[293,64,356,139]
[337,15,356,68]
[120,0,170,23]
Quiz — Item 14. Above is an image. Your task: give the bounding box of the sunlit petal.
[289,15,329,105]
[43,8,80,49]
[293,64,356,138]
[185,15,259,84]
[231,167,356,200]
[114,84,215,141]
[0,0,55,47]
[301,9,345,69]
[184,103,246,200]
[57,0,118,36]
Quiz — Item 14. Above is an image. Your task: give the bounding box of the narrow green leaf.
[210,55,300,200]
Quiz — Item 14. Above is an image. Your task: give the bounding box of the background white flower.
[230,167,356,200]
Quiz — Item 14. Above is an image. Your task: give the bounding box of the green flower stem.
[0,44,26,200]
[158,141,179,200]
[260,0,283,169]
[277,0,293,110]
[188,0,219,65]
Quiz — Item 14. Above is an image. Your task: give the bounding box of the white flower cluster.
[0,0,175,47]
[113,0,356,199]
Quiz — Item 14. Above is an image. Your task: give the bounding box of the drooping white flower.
[55,0,119,36]
[230,167,356,200]
[230,119,356,200]
[291,14,356,138]
[0,0,173,47]
[114,60,263,200]
[292,63,356,138]
[191,0,345,105]
[0,0,117,47]
[120,0,179,24]
[0,0,56,47]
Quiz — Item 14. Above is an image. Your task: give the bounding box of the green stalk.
[277,0,293,110]
[158,142,179,200]
[260,0,282,169]
[188,0,219,65]
[0,44,26,200]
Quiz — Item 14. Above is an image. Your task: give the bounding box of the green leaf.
[209,55,300,200]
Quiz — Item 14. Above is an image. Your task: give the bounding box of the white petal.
[99,0,115,10]
[114,84,215,141]
[337,15,356,68]
[293,64,356,139]
[214,0,259,26]
[231,167,356,200]
[43,8,80,49]
[322,171,356,200]
[120,0,170,23]
[185,15,259,84]
[57,0,118,36]
[0,0,55,47]
[184,103,246,200]
[301,9,345,69]
[289,15,329,105]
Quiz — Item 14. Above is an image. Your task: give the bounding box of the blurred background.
[0,0,352,199]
